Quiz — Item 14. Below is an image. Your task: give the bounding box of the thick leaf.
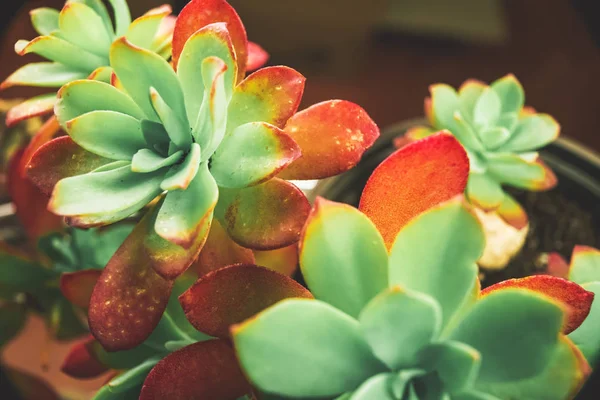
[0,302,27,347]
[27,136,111,195]
[449,288,564,383]
[253,244,298,276]
[496,191,528,229]
[389,198,484,329]
[140,339,251,399]
[466,172,504,211]
[177,22,237,123]
[6,93,56,127]
[61,335,109,379]
[482,275,594,334]
[278,100,379,180]
[486,153,557,191]
[216,178,310,250]
[155,162,217,249]
[479,127,510,150]
[149,87,191,149]
[452,111,485,152]
[73,0,113,35]
[108,0,132,36]
[88,208,173,351]
[88,340,157,370]
[359,287,441,370]
[126,5,172,50]
[110,37,186,124]
[360,132,469,249]
[66,110,146,160]
[418,341,481,393]
[472,87,501,128]
[546,252,570,279]
[193,219,255,277]
[159,143,201,191]
[0,62,88,89]
[0,243,56,290]
[180,264,312,338]
[350,374,395,400]
[458,79,486,122]
[490,74,524,114]
[107,356,160,394]
[131,149,183,173]
[246,41,269,71]
[569,282,600,364]
[30,8,60,36]
[60,269,102,308]
[49,165,164,227]
[15,36,106,71]
[300,197,387,318]
[232,299,386,398]
[211,121,301,188]
[172,0,248,82]
[227,66,305,130]
[498,114,559,152]
[568,245,600,285]
[58,2,112,57]
[55,79,144,126]
[429,84,460,132]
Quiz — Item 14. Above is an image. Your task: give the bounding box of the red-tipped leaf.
[61,335,109,379]
[60,269,102,308]
[246,41,269,71]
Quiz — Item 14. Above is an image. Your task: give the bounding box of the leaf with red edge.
[359,132,469,249]
[27,136,111,195]
[89,206,173,352]
[172,0,248,83]
[5,94,56,127]
[254,244,299,276]
[19,116,62,177]
[140,339,251,400]
[569,245,600,285]
[246,41,269,71]
[60,269,102,308]
[179,264,312,338]
[61,335,109,379]
[278,100,379,180]
[546,252,570,279]
[3,366,59,400]
[193,219,255,278]
[216,178,311,250]
[496,192,528,230]
[227,66,305,130]
[481,275,594,334]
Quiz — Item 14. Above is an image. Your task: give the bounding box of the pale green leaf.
[58,2,112,57]
[131,149,183,173]
[2,62,88,88]
[160,143,201,191]
[569,282,600,364]
[149,87,191,149]
[499,114,560,152]
[490,75,524,114]
[467,172,505,210]
[350,374,395,400]
[473,88,501,129]
[418,341,481,393]
[30,8,60,36]
[107,0,132,36]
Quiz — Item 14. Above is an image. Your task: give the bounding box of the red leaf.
[359,132,469,249]
[60,269,102,308]
[246,41,269,71]
[278,100,379,180]
[179,264,312,338]
[546,252,570,279]
[140,339,251,400]
[482,275,594,334]
[61,335,109,379]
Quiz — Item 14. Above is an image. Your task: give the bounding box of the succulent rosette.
[232,133,591,400]
[0,0,176,127]
[26,0,379,352]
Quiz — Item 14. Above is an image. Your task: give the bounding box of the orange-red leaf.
[61,335,108,379]
[546,252,570,279]
[60,269,102,308]
[482,275,594,334]
[179,264,312,338]
[246,41,269,71]
[359,132,469,249]
[278,100,379,180]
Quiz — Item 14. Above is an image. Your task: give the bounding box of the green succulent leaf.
[350,374,395,400]
[70,223,134,269]
[149,87,192,150]
[167,274,213,342]
[359,287,441,370]
[132,149,183,173]
[449,289,564,383]
[107,356,161,393]
[496,112,518,132]
[498,114,560,152]
[3,62,88,88]
[126,9,169,51]
[490,74,524,114]
[479,127,510,150]
[0,302,27,347]
[569,281,600,364]
[430,84,460,133]
[466,172,505,210]
[453,391,501,400]
[141,119,170,152]
[50,165,164,227]
[15,36,106,71]
[67,110,146,160]
[107,0,132,36]
[300,199,388,318]
[388,199,483,329]
[570,248,600,285]
[452,112,485,152]
[58,2,112,57]
[30,8,60,36]
[418,341,481,393]
[233,298,387,398]
[160,143,201,191]
[391,369,428,399]
[70,0,114,36]
[458,81,485,122]
[486,153,547,190]
[472,87,501,129]
[93,382,144,400]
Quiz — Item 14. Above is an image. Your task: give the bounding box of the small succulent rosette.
[27,0,379,352]
[396,75,560,269]
[232,133,592,400]
[0,0,175,127]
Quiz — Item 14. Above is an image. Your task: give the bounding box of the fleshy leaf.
[155,162,217,249]
[449,288,564,383]
[60,269,102,308]
[216,178,310,250]
[27,136,112,195]
[458,79,486,122]
[126,5,172,50]
[498,114,560,152]
[58,2,112,57]
[429,84,460,132]
[172,0,248,83]
[496,191,528,229]
[467,172,504,211]
[246,41,269,71]
[149,87,191,150]
[108,0,132,36]
[389,197,484,329]
[30,8,60,36]
[180,264,312,338]
[487,153,557,191]
[359,132,469,249]
[140,339,251,400]
[131,149,183,173]
[227,66,305,130]
[15,36,106,71]
[88,207,173,351]
[49,165,164,227]
[482,275,594,334]
[193,219,255,277]
[351,374,395,400]
[232,299,386,398]
[278,100,379,180]
[546,252,570,279]
[569,281,600,364]
[66,110,146,160]
[479,127,510,150]
[568,245,600,285]
[6,93,56,127]
[418,341,481,393]
[253,244,298,276]
[211,121,301,188]
[61,336,109,379]
[300,198,387,318]
[359,287,441,370]
[490,74,525,114]
[472,87,501,128]
[160,143,201,191]
[0,62,88,90]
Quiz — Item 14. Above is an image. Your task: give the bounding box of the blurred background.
[2,0,600,151]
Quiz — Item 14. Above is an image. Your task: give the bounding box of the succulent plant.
[26,0,379,352]
[398,75,559,231]
[0,0,175,127]
[232,133,591,400]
